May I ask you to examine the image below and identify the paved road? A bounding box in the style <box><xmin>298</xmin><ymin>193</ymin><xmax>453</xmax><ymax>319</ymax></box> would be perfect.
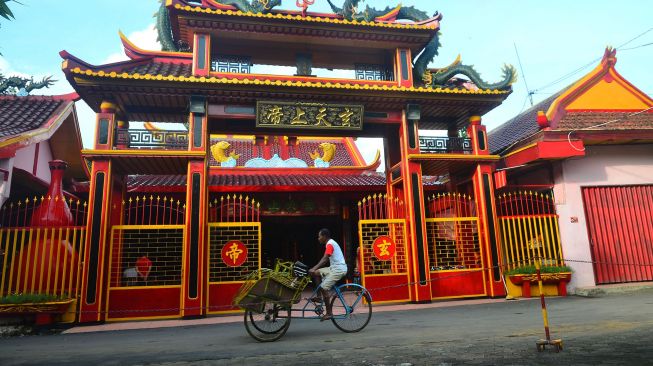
<box><xmin>1</xmin><ymin>289</ymin><xmax>653</xmax><ymax>365</ymax></box>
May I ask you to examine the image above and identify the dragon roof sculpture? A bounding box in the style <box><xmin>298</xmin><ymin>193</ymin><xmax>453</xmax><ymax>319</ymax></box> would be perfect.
<box><xmin>153</xmin><ymin>0</ymin><xmax>516</xmax><ymax>90</ymax></box>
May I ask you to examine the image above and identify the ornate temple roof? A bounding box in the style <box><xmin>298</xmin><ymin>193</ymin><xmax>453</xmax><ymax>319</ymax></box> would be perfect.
<box><xmin>489</xmin><ymin>48</ymin><xmax>653</xmax><ymax>156</ymax></box>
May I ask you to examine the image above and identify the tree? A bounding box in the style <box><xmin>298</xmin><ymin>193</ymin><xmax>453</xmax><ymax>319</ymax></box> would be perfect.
<box><xmin>0</xmin><ymin>0</ymin><xmax>17</xmax><ymax>22</ymax></box>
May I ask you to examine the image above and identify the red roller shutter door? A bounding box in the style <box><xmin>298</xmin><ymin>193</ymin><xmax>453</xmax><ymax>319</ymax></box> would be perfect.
<box><xmin>582</xmin><ymin>185</ymin><xmax>653</xmax><ymax>284</ymax></box>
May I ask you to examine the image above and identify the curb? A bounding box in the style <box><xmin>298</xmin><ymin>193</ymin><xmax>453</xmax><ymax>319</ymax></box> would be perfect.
<box><xmin>573</xmin><ymin>282</ymin><xmax>653</xmax><ymax>297</ymax></box>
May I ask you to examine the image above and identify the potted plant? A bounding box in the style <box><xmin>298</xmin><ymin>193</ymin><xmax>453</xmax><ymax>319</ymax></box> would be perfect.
<box><xmin>504</xmin><ymin>264</ymin><xmax>572</xmax><ymax>298</ymax></box>
<box><xmin>0</xmin><ymin>293</ymin><xmax>76</xmax><ymax>325</ymax></box>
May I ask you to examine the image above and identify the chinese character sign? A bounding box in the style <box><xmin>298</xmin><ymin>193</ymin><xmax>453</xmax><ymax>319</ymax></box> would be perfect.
<box><xmin>372</xmin><ymin>235</ymin><xmax>396</xmax><ymax>261</ymax></box>
<box><xmin>221</xmin><ymin>240</ymin><xmax>248</xmax><ymax>267</ymax></box>
<box><xmin>257</xmin><ymin>101</ymin><xmax>363</xmax><ymax>130</ymax></box>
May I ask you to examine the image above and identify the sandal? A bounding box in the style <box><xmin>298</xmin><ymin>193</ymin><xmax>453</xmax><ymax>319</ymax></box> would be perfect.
<box><xmin>320</xmin><ymin>314</ymin><xmax>333</xmax><ymax>322</ymax></box>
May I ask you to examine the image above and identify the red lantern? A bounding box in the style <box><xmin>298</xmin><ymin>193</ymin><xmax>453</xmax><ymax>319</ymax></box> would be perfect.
<box><xmin>136</xmin><ymin>256</ymin><xmax>152</xmax><ymax>281</ymax></box>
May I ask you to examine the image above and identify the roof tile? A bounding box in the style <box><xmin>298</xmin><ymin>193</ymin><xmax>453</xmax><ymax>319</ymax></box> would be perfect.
<box><xmin>0</xmin><ymin>96</ymin><xmax>63</xmax><ymax>138</ymax></box>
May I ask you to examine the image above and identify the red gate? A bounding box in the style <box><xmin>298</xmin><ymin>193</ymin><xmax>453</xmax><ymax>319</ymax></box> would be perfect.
<box><xmin>582</xmin><ymin>185</ymin><xmax>653</xmax><ymax>284</ymax></box>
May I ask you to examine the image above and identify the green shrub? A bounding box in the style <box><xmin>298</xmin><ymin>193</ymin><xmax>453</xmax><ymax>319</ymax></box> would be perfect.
<box><xmin>504</xmin><ymin>265</ymin><xmax>572</xmax><ymax>276</ymax></box>
<box><xmin>0</xmin><ymin>293</ymin><xmax>66</xmax><ymax>304</ymax></box>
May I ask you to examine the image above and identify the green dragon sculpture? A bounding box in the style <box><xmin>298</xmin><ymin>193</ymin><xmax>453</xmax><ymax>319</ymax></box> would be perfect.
<box><xmin>0</xmin><ymin>74</ymin><xmax>55</xmax><ymax>95</ymax></box>
<box><xmin>212</xmin><ymin>0</ymin><xmax>282</xmax><ymax>13</ymax></box>
<box><xmin>326</xmin><ymin>0</ymin><xmax>430</xmax><ymax>22</ymax></box>
<box><xmin>425</xmin><ymin>61</ymin><xmax>517</xmax><ymax>90</ymax></box>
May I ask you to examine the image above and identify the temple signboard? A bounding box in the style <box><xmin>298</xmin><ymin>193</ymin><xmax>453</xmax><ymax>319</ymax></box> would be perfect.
<box><xmin>256</xmin><ymin>101</ymin><xmax>363</xmax><ymax>131</ymax></box>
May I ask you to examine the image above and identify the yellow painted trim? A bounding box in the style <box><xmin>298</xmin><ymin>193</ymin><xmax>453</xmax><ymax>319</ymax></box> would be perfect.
<box><xmin>208</xmin><ymin>222</ymin><xmax>260</xmax><ymax>228</ymax></box>
<box><xmin>425</xmin><ymin>217</ymin><xmax>479</xmax><ymax>223</ymax></box>
<box><xmin>368</xmin><ymin>299</ymin><xmax>409</xmax><ymax>305</ymax></box>
<box><xmin>0</xmin><ymin>102</ymin><xmax>73</xmax><ymax>148</ymax></box>
<box><xmin>503</xmin><ymin>142</ymin><xmax>538</xmax><ymax>158</ymax></box>
<box><xmin>365</xmin><ymin>272</ymin><xmax>409</xmax><ymax>277</ymax></box>
<box><xmin>67</xmin><ymin>68</ymin><xmax>509</xmax><ymax>96</ymax></box>
<box><xmin>81</xmin><ymin>149</ymin><xmax>206</xmax><ymax>157</ymax></box>
<box><xmin>359</xmin><ymin>219</ymin><xmax>405</xmax><ymax>225</ymax></box>
<box><xmin>208</xmin><ymin>280</ymin><xmax>246</xmax><ymax>285</ymax></box>
<box><xmin>106</xmin><ymin>314</ymin><xmax>181</xmax><ymax>322</ymax></box>
<box><xmin>108</xmin><ymin>285</ymin><xmax>182</xmax><ymax>290</ymax></box>
<box><xmin>210</xmin><ymin>134</ymin><xmax>255</xmax><ymax>140</ymax></box>
<box><xmin>111</xmin><ymin>225</ymin><xmax>185</xmax><ymax>230</ymax></box>
<box><xmin>407</xmin><ymin>154</ymin><xmax>501</xmax><ymax>161</ymax></box>
<box><xmin>431</xmin><ymin>294</ymin><xmax>486</xmax><ymax>300</ymax></box>
<box><xmin>206</xmin><ymin>309</ymin><xmax>243</xmax><ymax>315</ymax></box>
<box><xmin>430</xmin><ymin>268</ymin><xmax>484</xmax><ymax>274</ymax></box>
<box><xmin>118</xmin><ymin>30</ymin><xmax>191</xmax><ymax>58</ymax></box>
<box><xmin>173</xmin><ymin>3</ymin><xmax>437</xmax><ymax>30</ymax></box>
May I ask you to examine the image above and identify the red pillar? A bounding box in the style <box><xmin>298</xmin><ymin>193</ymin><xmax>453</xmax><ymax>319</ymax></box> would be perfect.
<box><xmin>394</xmin><ymin>48</ymin><xmax>414</xmax><ymax>88</ymax></box>
<box><xmin>79</xmin><ymin>101</ymin><xmax>117</xmax><ymax>322</ymax></box>
<box><xmin>182</xmin><ymin>97</ymin><xmax>208</xmax><ymax>317</ymax></box>
<box><xmin>192</xmin><ymin>33</ymin><xmax>211</xmax><ymax>77</ymax></box>
<box><xmin>399</xmin><ymin>104</ymin><xmax>431</xmax><ymax>302</ymax></box>
<box><xmin>468</xmin><ymin>116</ymin><xmax>506</xmax><ymax>297</ymax></box>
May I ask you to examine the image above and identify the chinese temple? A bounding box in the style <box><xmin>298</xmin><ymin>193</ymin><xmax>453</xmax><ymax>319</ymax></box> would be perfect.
<box><xmin>1</xmin><ymin>0</ymin><xmax>522</xmax><ymax>323</ymax></box>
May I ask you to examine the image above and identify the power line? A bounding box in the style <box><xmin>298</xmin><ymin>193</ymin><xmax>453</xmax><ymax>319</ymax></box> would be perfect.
<box><xmin>620</xmin><ymin>41</ymin><xmax>653</xmax><ymax>52</ymax></box>
<box><xmin>532</xmin><ymin>27</ymin><xmax>653</xmax><ymax>93</ymax></box>
<box><xmin>513</xmin><ymin>42</ymin><xmax>533</xmax><ymax>107</ymax></box>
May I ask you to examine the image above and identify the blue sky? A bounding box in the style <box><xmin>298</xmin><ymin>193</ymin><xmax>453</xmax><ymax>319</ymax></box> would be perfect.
<box><xmin>1</xmin><ymin>0</ymin><xmax>651</xmax><ymax>166</ymax></box>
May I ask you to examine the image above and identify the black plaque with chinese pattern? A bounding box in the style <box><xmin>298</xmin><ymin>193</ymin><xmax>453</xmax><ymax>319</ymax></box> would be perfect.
<box><xmin>256</xmin><ymin>101</ymin><xmax>363</xmax><ymax>131</ymax></box>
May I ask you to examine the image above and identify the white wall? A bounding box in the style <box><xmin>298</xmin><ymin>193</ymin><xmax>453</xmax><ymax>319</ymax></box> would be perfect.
<box><xmin>13</xmin><ymin>142</ymin><xmax>54</xmax><ymax>182</ymax></box>
<box><xmin>553</xmin><ymin>144</ymin><xmax>653</xmax><ymax>290</ymax></box>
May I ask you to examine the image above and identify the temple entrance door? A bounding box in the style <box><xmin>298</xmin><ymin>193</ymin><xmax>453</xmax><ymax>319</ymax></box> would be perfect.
<box><xmin>206</xmin><ymin>195</ymin><xmax>261</xmax><ymax>314</ymax></box>
<box><xmin>105</xmin><ymin>195</ymin><xmax>186</xmax><ymax>321</ymax></box>
<box><xmin>425</xmin><ymin>193</ymin><xmax>487</xmax><ymax>299</ymax></box>
<box><xmin>357</xmin><ymin>194</ymin><xmax>411</xmax><ymax>303</ymax></box>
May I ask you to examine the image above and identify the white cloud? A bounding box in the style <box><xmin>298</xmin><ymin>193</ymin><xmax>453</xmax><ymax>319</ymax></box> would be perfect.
<box><xmin>354</xmin><ymin>138</ymin><xmax>384</xmax><ymax>172</ymax></box>
<box><xmin>0</xmin><ymin>56</ymin><xmax>31</xmax><ymax>79</ymax></box>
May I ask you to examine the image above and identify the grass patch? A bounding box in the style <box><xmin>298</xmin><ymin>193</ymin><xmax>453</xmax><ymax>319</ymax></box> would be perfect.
<box><xmin>504</xmin><ymin>265</ymin><xmax>572</xmax><ymax>276</ymax></box>
<box><xmin>0</xmin><ymin>293</ymin><xmax>67</xmax><ymax>304</ymax></box>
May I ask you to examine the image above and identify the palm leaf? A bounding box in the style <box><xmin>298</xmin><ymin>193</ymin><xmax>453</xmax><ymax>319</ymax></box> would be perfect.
<box><xmin>1</xmin><ymin>0</ymin><xmax>15</xmax><ymax>20</ymax></box>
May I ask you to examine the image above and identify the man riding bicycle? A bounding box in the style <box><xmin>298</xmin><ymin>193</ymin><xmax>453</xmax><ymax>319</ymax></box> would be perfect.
<box><xmin>308</xmin><ymin>228</ymin><xmax>348</xmax><ymax>321</ymax></box>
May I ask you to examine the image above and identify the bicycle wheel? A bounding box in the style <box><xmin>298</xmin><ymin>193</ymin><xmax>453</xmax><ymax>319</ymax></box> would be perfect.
<box><xmin>330</xmin><ymin>284</ymin><xmax>372</xmax><ymax>333</ymax></box>
<box><xmin>244</xmin><ymin>294</ymin><xmax>291</xmax><ymax>342</ymax></box>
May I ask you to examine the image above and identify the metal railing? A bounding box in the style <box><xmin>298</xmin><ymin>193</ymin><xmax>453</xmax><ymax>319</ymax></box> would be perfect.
<box><xmin>114</xmin><ymin>128</ymin><xmax>189</xmax><ymax>150</ymax></box>
<box><xmin>418</xmin><ymin>137</ymin><xmax>472</xmax><ymax>154</ymax></box>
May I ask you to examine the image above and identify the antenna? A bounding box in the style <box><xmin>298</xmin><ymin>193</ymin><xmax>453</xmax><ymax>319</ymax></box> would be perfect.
<box><xmin>513</xmin><ymin>42</ymin><xmax>534</xmax><ymax>107</ymax></box>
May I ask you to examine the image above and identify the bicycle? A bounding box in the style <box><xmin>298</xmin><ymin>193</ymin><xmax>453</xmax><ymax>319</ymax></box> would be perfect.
<box><xmin>234</xmin><ymin>260</ymin><xmax>373</xmax><ymax>342</ymax></box>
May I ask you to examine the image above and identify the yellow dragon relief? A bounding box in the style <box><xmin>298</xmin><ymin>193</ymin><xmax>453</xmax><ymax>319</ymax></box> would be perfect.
<box><xmin>309</xmin><ymin>142</ymin><xmax>336</xmax><ymax>166</ymax></box>
<box><xmin>210</xmin><ymin>141</ymin><xmax>240</xmax><ymax>167</ymax></box>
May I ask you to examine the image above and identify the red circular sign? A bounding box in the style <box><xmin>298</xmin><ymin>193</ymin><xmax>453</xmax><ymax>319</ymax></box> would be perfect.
<box><xmin>221</xmin><ymin>240</ymin><xmax>248</xmax><ymax>267</ymax></box>
<box><xmin>372</xmin><ymin>235</ymin><xmax>396</xmax><ymax>261</ymax></box>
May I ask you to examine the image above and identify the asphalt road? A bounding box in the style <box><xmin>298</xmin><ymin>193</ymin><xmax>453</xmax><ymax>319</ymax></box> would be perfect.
<box><xmin>1</xmin><ymin>289</ymin><xmax>653</xmax><ymax>365</ymax></box>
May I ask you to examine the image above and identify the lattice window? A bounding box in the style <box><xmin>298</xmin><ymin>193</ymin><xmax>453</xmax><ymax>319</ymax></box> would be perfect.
<box><xmin>359</xmin><ymin>221</ymin><xmax>407</xmax><ymax>275</ymax></box>
<box><xmin>355</xmin><ymin>64</ymin><xmax>394</xmax><ymax>81</ymax></box>
<box><xmin>419</xmin><ymin>137</ymin><xmax>472</xmax><ymax>154</ymax></box>
<box><xmin>211</xmin><ymin>55</ymin><xmax>252</xmax><ymax>73</ymax></box>
<box><xmin>426</xmin><ymin>219</ymin><xmax>481</xmax><ymax>271</ymax></box>
<box><xmin>208</xmin><ymin>224</ymin><xmax>260</xmax><ymax>282</ymax></box>
<box><xmin>114</xmin><ymin>129</ymin><xmax>189</xmax><ymax>150</ymax></box>
<box><xmin>109</xmin><ymin>227</ymin><xmax>184</xmax><ymax>288</ymax></box>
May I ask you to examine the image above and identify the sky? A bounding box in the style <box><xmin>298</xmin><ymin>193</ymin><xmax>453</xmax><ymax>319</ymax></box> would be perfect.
<box><xmin>1</xmin><ymin>0</ymin><xmax>651</xmax><ymax>169</ymax></box>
